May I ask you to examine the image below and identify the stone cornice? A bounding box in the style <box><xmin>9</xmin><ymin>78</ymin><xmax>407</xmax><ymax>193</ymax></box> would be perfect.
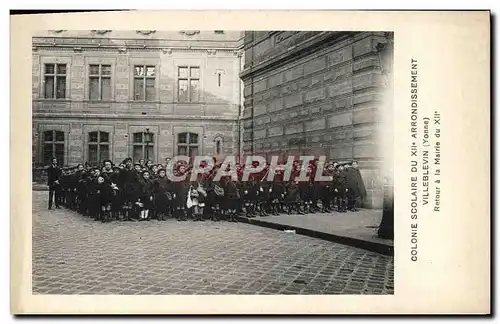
<box><xmin>32</xmin><ymin>45</ymin><xmax>243</xmax><ymax>56</ymax></box>
<box><xmin>240</xmin><ymin>31</ymin><xmax>354</xmax><ymax>80</ymax></box>
<box><xmin>32</xmin><ymin>112</ymin><xmax>238</xmax><ymax>122</ymax></box>
<box><xmin>32</xmin><ymin>36</ymin><xmax>243</xmax><ymax>49</ymax></box>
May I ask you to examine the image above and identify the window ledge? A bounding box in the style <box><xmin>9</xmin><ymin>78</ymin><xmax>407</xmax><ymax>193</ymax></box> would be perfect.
<box><xmin>37</xmin><ymin>98</ymin><xmax>71</xmax><ymax>102</ymax></box>
<box><xmin>84</xmin><ymin>100</ymin><xmax>115</xmax><ymax>103</ymax></box>
<box><xmin>128</xmin><ymin>100</ymin><xmax>161</xmax><ymax>104</ymax></box>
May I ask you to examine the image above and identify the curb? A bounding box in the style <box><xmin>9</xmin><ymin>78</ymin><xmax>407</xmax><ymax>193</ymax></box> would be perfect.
<box><xmin>32</xmin><ymin>186</ymin><xmax>49</xmax><ymax>191</ymax></box>
<box><xmin>236</xmin><ymin>216</ymin><xmax>394</xmax><ymax>256</ymax></box>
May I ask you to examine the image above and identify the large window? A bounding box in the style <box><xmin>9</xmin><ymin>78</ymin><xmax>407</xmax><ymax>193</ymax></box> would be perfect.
<box><xmin>88</xmin><ymin>131</ymin><xmax>110</xmax><ymax>166</ymax></box>
<box><xmin>44</xmin><ymin>64</ymin><xmax>66</xmax><ymax>99</ymax></box>
<box><xmin>215</xmin><ymin>137</ymin><xmax>223</xmax><ymax>155</ymax></box>
<box><xmin>178</xmin><ymin>66</ymin><xmax>200</xmax><ymax>103</ymax></box>
<box><xmin>177</xmin><ymin>132</ymin><xmax>199</xmax><ymax>159</ymax></box>
<box><xmin>43</xmin><ymin>130</ymin><xmax>65</xmax><ymax>165</ymax></box>
<box><xmin>89</xmin><ymin>64</ymin><xmax>112</xmax><ymax>100</ymax></box>
<box><xmin>134</xmin><ymin>65</ymin><xmax>156</xmax><ymax>101</ymax></box>
<box><xmin>133</xmin><ymin>132</ymin><xmax>154</xmax><ymax>162</ymax></box>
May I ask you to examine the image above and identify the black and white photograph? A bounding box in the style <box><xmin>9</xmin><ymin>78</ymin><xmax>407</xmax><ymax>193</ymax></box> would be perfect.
<box><xmin>30</xmin><ymin>29</ymin><xmax>395</xmax><ymax>296</ymax></box>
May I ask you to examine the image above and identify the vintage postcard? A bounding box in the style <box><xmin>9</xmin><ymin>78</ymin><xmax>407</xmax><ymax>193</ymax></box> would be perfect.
<box><xmin>10</xmin><ymin>10</ymin><xmax>490</xmax><ymax>314</ymax></box>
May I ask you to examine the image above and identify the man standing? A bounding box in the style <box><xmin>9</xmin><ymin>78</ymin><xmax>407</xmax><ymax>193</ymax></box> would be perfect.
<box><xmin>47</xmin><ymin>157</ymin><xmax>62</xmax><ymax>210</ymax></box>
<box><xmin>345</xmin><ymin>161</ymin><xmax>367</xmax><ymax>211</ymax></box>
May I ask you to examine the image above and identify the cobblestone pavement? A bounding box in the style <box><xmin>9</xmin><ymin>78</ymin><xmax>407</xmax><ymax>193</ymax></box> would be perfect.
<box><xmin>32</xmin><ymin>192</ymin><xmax>394</xmax><ymax>295</ymax></box>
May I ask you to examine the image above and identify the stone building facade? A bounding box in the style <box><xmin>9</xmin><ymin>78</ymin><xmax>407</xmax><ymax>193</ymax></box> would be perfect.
<box><xmin>240</xmin><ymin>31</ymin><xmax>394</xmax><ymax>208</ymax></box>
<box><xmin>32</xmin><ymin>30</ymin><xmax>244</xmax><ymax>167</ymax></box>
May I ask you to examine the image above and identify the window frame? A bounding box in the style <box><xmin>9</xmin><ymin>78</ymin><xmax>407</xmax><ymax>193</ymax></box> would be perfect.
<box><xmin>89</xmin><ymin>64</ymin><xmax>112</xmax><ymax>101</ymax></box>
<box><xmin>177</xmin><ymin>132</ymin><xmax>199</xmax><ymax>157</ymax></box>
<box><xmin>42</xmin><ymin>130</ymin><xmax>65</xmax><ymax>166</ymax></box>
<box><xmin>132</xmin><ymin>131</ymin><xmax>155</xmax><ymax>162</ymax></box>
<box><xmin>88</xmin><ymin>131</ymin><xmax>110</xmax><ymax>165</ymax></box>
<box><xmin>43</xmin><ymin>63</ymin><xmax>67</xmax><ymax>99</ymax></box>
<box><xmin>177</xmin><ymin>66</ymin><xmax>200</xmax><ymax>103</ymax></box>
<box><xmin>133</xmin><ymin>65</ymin><xmax>157</xmax><ymax>102</ymax></box>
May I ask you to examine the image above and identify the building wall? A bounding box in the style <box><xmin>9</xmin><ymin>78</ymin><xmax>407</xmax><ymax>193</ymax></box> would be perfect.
<box><xmin>32</xmin><ymin>30</ymin><xmax>244</xmax><ymax>166</ymax></box>
<box><xmin>240</xmin><ymin>31</ymin><xmax>393</xmax><ymax>208</ymax></box>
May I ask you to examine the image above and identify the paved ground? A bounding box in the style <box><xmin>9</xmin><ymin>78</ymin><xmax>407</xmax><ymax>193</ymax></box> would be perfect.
<box><xmin>241</xmin><ymin>210</ymin><xmax>393</xmax><ymax>247</ymax></box>
<box><xmin>32</xmin><ymin>191</ymin><xmax>394</xmax><ymax>295</ymax></box>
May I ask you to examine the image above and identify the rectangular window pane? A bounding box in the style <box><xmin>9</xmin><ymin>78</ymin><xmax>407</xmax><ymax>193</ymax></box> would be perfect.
<box><xmin>56</xmin><ymin>64</ymin><xmax>66</xmax><ymax>75</ymax></box>
<box><xmin>144</xmin><ymin>132</ymin><xmax>154</xmax><ymax>143</ymax></box>
<box><xmin>56</xmin><ymin>76</ymin><xmax>66</xmax><ymax>99</ymax></box>
<box><xmin>178</xmin><ymin>146</ymin><xmax>187</xmax><ymax>156</ymax></box>
<box><xmin>44</xmin><ymin>131</ymin><xmax>53</xmax><ymax>142</ymax></box>
<box><xmin>89</xmin><ymin>77</ymin><xmax>100</xmax><ymax>100</ymax></box>
<box><xmin>190</xmin><ymin>79</ymin><xmax>199</xmax><ymax>102</ymax></box>
<box><xmin>100</xmin><ymin>145</ymin><xmax>110</xmax><ymax>161</ymax></box>
<box><xmin>55</xmin><ymin>144</ymin><xmax>65</xmax><ymax>164</ymax></box>
<box><xmin>133</xmin><ymin>145</ymin><xmax>143</xmax><ymax>162</ymax></box>
<box><xmin>89</xmin><ymin>132</ymin><xmax>98</xmax><ymax>143</ymax></box>
<box><xmin>89</xmin><ymin>65</ymin><xmax>100</xmax><ymax>75</ymax></box>
<box><xmin>189</xmin><ymin>146</ymin><xmax>199</xmax><ymax>159</ymax></box>
<box><xmin>43</xmin><ymin>144</ymin><xmax>53</xmax><ymax>165</ymax></box>
<box><xmin>134</xmin><ymin>78</ymin><xmax>144</xmax><ymax>100</ymax></box>
<box><xmin>179</xmin><ymin>67</ymin><xmax>188</xmax><ymax>78</ymax></box>
<box><xmin>134</xmin><ymin>66</ymin><xmax>144</xmax><ymax>76</ymax></box>
<box><xmin>44</xmin><ymin>76</ymin><xmax>54</xmax><ymax>98</ymax></box>
<box><xmin>55</xmin><ymin>131</ymin><xmax>64</xmax><ymax>142</ymax></box>
<box><xmin>189</xmin><ymin>133</ymin><xmax>198</xmax><ymax>144</ymax></box>
<box><xmin>178</xmin><ymin>79</ymin><xmax>188</xmax><ymax>102</ymax></box>
<box><xmin>178</xmin><ymin>133</ymin><xmax>187</xmax><ymax>144</ymax></box>
<box><xmin>146</xmin><ymin>66</ymin><xmax>155</xmax><ymax>77</ymax></box>
<box><xmin>145</xmin><ymin>78</ymin><xmax>155</xmax><ymax>101</ymax></box>
<box><xmin>101</xmin><ymin>65</ymin><xmax>112</xmax><ymax>75</ymax></box>
<box><xmin>89</xmin><ymin>144</ymin><xmax>98</xmax><ymax>164</ymax></box>
<box><xmin>146</xmin><ymin>146</ymin><xmax>154</xmax><ymax>161</ymax></box>
<box><xmin>45</xmin><ymin>64</ymin><xmax>55</xmax><ymax>75</ymax></box>
<box><xmin>133</xmin><ymin>133</ymin><xmax>143</xmax><ymax>143</ymax></box>
<box><xmin>190</xmin><ymin>67</ymin><xmax>200</xmax><ymax>78</ymax></box>
<box><xmin>99</xmin><ymin>132</ymin><xmax>109</xmax><ymax>143</ymax></box>
<box><xmin>101</xmin><ymin>77</ymin><xmax>111</xmax><ymax>101</ymax></box>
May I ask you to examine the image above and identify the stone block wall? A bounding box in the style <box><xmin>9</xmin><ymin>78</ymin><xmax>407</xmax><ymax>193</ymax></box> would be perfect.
<box><xmin>32</xmin><ymin>31</ymin><xmax>244</xmax><ymax>167</ymax></box>
<box><xmin>241</xmin><ymin>31</ymin><xmax>393</xmax><ymax>208</ymax></box>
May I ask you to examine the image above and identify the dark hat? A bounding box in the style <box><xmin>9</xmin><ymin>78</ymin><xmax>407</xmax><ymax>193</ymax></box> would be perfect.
<box><xmin>102</xmin><ymin>159</ymin><xmax>113</xmax><ymax>165</ymax></box>
<box><xmin>157</xmin><ymin>168</ymin><xmax>166</xmax><ymax>173</ymax></box>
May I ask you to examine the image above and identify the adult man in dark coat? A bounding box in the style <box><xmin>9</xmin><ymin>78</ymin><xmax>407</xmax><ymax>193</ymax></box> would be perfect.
<box><xmin>47</xmin><ymin>157</ymin><xmax>62</xmax><ymax>210</ymax></box>
<box><xmin>347</xmin><ymin>161</ymin><xmax>367</xmax><ymax>211</ymax></box>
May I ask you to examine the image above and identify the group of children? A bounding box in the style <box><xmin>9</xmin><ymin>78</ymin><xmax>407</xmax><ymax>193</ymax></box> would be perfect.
<box><xmin>52</xmin><ymin>157</ymin><xmax>367</xmax><ymax>223</ymax></box>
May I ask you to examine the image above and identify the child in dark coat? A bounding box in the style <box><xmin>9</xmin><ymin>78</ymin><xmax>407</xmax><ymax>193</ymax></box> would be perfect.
<box><xmin>137</xmin><ymin>170</ymin><xmax>154</xmax><ymax>221</ymax></box>
<box><xmin>96</xmin><ymin>175</ymin><xmax>113</xmax><ymax>223</ymax></box>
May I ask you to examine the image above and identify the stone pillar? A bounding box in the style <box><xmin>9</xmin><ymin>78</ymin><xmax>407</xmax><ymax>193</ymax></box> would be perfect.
<box><xmin>158</xmin><ymin>124</ymin><xmax>174</xmax><ymax>162</ymax></box>
<box><xmin>115</xmin><ymin>53</ymin><xmax>129</xmax><ymax>112</ymax></box>
<box><xmin>32</xmin><ymin>52</ymin><xmax>40</xmax><ymax>100</ymax></box>
<box><xmin>32</xmin><ymin>121</ymin><xmax>39</xmax><ymax>166</ymax></box>
<box><xmin>159</xmin><ymin>50</ymin><xmax>174</xmax><ymax>104</ymax></box>
<box><xmin>70</xmin><ymin>53</ymin><xmax>85</xmax><ymax>103</ymax></box>
<box><xmin>113</xmin><ymin>123</ymin><xmax>129</xmax><ymax>164</ymax></box>
<box><xmin>68</xmin><ymin>123</ymin><xmax>83</xmax><ymax>165</ymax></box>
